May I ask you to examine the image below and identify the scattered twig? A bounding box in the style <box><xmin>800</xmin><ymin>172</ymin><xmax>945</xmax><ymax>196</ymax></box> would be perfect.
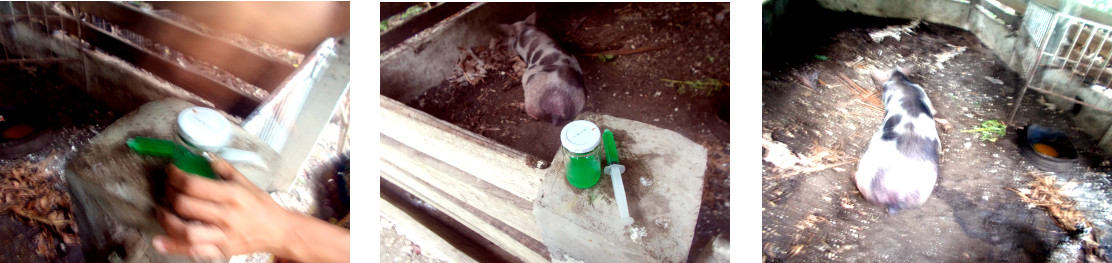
<box><xmin>868</xmin><ymin>18</ymin><xmax>921</xmax><ymax>43</ymax></box>
<box><xmin>14</xmin><ymin>209</ymin><xmax>66</xmax><ymax>227</ymax></box>
<box><xmin>579</xmin><ymin>45</ymin><xmax>666</xmax><ymax>58</ymax></box>
<box><xmin>571</xmin><ymin>16</ymin><xmax>588</xmax><ymax>32</ymax></box>
<box><xmin>770</xmin><ymin>159</ymin><xmax>858</xmax><ymax>179</ymax></box>
<box><xmin>856</xmin><ymin>101</ymin><xmax>884</xmax><ymax>112</ymax></box>
<box><xmin>838</xmin><ymin>73</ymin><xmax>872</xmax><ymax>96</ymax></box>
<box><xmin>933</xmin><ymin>44</ymin><xmax>967</xmax><ymax>69</ymax></box>
<box><xmin>837</xmin><ymin>73</ymin><xmax>884</xmax><ymax>109</ymax></box>
<box><xmin>1007</xmin><ymin>173</ymin><xmax>1093</xmax><ymax>234</ymax></box>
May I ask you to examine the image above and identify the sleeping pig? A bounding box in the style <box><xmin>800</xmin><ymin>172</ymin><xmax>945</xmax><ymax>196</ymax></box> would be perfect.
<box><xmin>498</xmin><ymin>13</ymin><xmax>586</xmax><ymax>126</ymax></box>
<box><xmin>854</xmin><ymin>67</ymin><xmax>940</xmax><ymax>214</ymax></box>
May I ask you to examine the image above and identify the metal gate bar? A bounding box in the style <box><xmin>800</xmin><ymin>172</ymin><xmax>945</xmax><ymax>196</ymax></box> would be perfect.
<box><xmin>0</xmin><ymin>1</ymin><xmax>72</xmax><ymax>64</ymax></box>
<box><xmin>1009</xmin><ymin>2</ymin><xmax>1112</xmax><ymax>122</ymax></box>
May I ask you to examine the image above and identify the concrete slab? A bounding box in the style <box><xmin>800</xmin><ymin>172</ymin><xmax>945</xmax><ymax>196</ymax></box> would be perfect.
<box><xmin>64</xmin><ymin>99</ymin><xmax>286</xmax><ymax>262</ymax></box>
<box><xmin>534</xmin><ymin>113</ymin><xmax>707</xmax><ymax>263</ymax></box>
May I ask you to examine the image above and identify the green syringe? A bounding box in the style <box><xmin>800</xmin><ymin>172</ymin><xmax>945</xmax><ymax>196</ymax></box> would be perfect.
<box><xmin>126</xmin><ymin>136</ymin><xmax>217</xmax><ymax>179</ymax></box>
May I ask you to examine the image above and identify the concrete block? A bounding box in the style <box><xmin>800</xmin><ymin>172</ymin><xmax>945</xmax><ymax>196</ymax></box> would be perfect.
<box><xmin>64</xmin><ymin>99</ymin><xmax>286</xmax><ymax>262</ymax></box>
<box><xmin>535</xmin><ymin>113</ymin><xmax>707</xmax><ymax>263</ymax></box>
<box><xmin>1071</xmin><ymin>86</ymin><xmax>1112</xmax><ymax>139</ymax></box>
<box><xmin>816</xmin><ymin>0</ymin><xmax>971</xmax><ymax>29</ymax></box>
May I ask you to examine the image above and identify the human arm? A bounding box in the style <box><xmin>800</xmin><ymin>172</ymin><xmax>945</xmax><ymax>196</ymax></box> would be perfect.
<box><xmin>153</xmin><ymin>158</ymin><xmax>350</xmax><ymax>262</ymax></box>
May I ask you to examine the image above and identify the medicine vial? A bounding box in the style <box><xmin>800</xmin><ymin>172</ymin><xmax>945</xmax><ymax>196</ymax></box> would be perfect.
<box><xmin>560</xmin><ymin>120</ymin><xmax>602</xmax><ymax>189</ymax></box>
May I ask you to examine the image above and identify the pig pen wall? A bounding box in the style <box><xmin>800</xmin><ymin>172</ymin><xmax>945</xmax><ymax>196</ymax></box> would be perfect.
<box><xmin>766</xmin><ymin>0</ymin><xmax>1037</xmax><ymax>81</ymax></box>
<box><xmin>809</xmin><ymin>0</ymin><xmax>1112</xmax><ymax>84</ymax></box>
<box><xmin>766</xmin><ymin>0</ymin><xmax>1112</xmax><ymax>155</ymax></box>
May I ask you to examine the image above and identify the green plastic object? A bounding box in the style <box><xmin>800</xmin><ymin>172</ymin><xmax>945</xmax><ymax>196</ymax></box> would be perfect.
<box><xmin>172</xmin><ymin>147</ymin><xmax>217</xmax><ymax>179</ymax></box>
<box><xmin>126</xmin><ymin>136</ymin><xmax>217</xmax><ymax>179</ymax></box>
<box><xmin>603</xmin><ymin>129</ymin><xmax>619</xmax><ymax>165</ymax></box>
<box><xmin>126</xmin><ymin>137</ymin><xmax>178</xmax><ymax>157</ymax></box>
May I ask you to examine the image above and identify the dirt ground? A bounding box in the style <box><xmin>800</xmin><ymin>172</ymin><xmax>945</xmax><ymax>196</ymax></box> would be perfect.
<box><xmin>763</xmin><ymin>6</ymin><xmax>1112</xmax><ymax>262</ymax></box>
<box><xmin>405</xmin><ymin>2</ymin><xmax>730</xmax><ymax>261</ymax></box>
<box><xmin>0</xmin><ymin>62</ymin><xmax>121</xmax><ymax>262</ymax></box>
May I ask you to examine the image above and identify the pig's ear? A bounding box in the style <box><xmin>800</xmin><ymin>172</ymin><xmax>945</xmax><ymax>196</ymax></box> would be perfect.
<box><xmin>525</xmin><ymin>12</ymin><xmax>537</xmax><ymax>25</ymax></box>
<box><xmin>896</xmin><ymin>66</ymin><xmax>915</xmax><ymax>76</ymax></box>
<box><xmin>872</xmin><ymin>70</ymin><xmax>892</xmax><ymax>84</ymax></box>
<box><xmin>497</xmin><ymin>24</ymin><xmax>514</xmax><ymax>35</ymax></box>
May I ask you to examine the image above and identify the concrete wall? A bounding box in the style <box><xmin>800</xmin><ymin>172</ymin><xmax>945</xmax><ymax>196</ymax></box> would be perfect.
<box><xmin>815</xmin><ymin>0</ymin><xmax>1038</xmax><ymax>78</ymax></box>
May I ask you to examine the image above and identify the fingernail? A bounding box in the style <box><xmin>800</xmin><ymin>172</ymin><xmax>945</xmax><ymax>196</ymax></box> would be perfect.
<box><xmin>152</xmin><ymin>237</ymin><xmax>167</xmax><ymax>253</ymax></box>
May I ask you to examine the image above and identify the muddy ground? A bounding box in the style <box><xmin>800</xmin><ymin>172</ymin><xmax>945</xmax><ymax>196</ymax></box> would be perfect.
<box><xmin>763</xmin><ymin>5</ymin><xmax>1112</xmax><ymax>263</ymax></box>
<box><xmin>404</xmin><ymin>2</ymin><xmax>730</xmax><ymax>260</ymax></box>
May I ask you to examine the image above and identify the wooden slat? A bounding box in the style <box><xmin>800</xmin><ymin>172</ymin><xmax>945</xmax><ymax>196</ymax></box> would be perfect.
<box><xmin>380</xmin><ymin>134</ymin><xmax>545</xmax><ymax>250</ymax></box>
<box><xmin>382</xmin><ymin>177</ymin><xmax>511</xmax><ymax>262</ymax></box>
<box><xmin>978</xmin><ymin>1</ymin><xmax>1021</xmax><ymax>26</ymax></box>
<box><xmin>379</xmin><ymin>96</ymin><xmax>543</xmax><ymax>202</ymax></box>
<box><xmin>380</xmin><ymin>2</ymin><xmax>472</xmax><ymax>52</ymax></box>
<box><xmin>380</xmin><ymin>154</ymin><xmax>549</xmax><ymax>263</ymax></box>
<box><xmin>27</xmin><ymin>2</ymin><xmax>260</xmax><ymax>117</ymax></box>
<box><xmin>380</xmin><ymin>195</ymin><xmax>482</xmax><ymax>263</ymax></box>
<box><xmin>996</xmin><ymin>0</ymin><xmax>1028</xmax><ymax>15</ymax></box>
<box><xmin>60</xmin><ymin>1</ymin><xmax>295</xmax><ymax>93</ymax></box>
<box><xmin>1062</xmin><ymin>25</ymin><xmax>1112</xmax><ymax>64</ymax></box>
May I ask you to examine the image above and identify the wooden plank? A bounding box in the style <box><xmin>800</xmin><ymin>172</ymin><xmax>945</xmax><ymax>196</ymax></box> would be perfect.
<box><xmin>995</xmin><ymin>0</ymin><xmax>1028</xmax><ymax>15</ymax></box>
<box><xmin>380</xmin><ymin>133</ymin><xmax>542</xmax><ymax>244</ymax></box>
<box><xmin>380</xmin><ymin>2</ymin><xmax>472</xmax><ymax>52</ymax></box>
<box><xmin>27</xmin><ymin>2</ymin><xmax>260</xmax><ymax>117</ymax></box>
<box><xmin>380</xmin><ymin>196</ymin><xmax>482</xmax><ymax>263</ymax></box>
<box><xmin>60</xmin><ymin>1</ymin><xmax>295</xmax><ymax>93</ymax></box>
<box><xmin>1060</xmin><ymin>60</ymin><xmax>1112</xmax><ymax>86</ymax></box>
<box><xmin>979</xmin><ymin>1</ymin><xmax>1021</xmax><ymax>26</ymax></box>
<box><xmin>1062</xmin><ymin>25</ymin><xmax>1112</xmax><ymax>64</ymax></box>
<box><xmin>382</xmin><ymin>177</ymin><xmax>513</xmax><ymax>262</ymax></box>
<box><xmin>380</xmin><ymin>155</ymin><xmax>549</xmax><ymax>263</ymax></box>
<box><xmin>379</xmin><ymin>96</ymin><xmax>543</xmax><ymax>203</ymax></box>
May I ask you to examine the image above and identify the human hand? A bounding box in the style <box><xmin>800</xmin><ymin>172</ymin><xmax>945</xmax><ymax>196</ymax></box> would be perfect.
<box><xmin>153</xmin><ymin>158</ymin><xmax>294</xmax><ymax>259</ymax></box>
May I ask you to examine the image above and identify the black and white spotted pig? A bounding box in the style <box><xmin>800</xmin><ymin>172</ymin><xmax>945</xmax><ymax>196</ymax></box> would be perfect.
<box><xmin>854</xmin><ymin>67</ymin><xmax>940</xmax><ymax>214</ymax></box>
<box><xmin>498</xmin><ymin>13</ymin><xmax>586</xmax><ymax>126</ymax></box>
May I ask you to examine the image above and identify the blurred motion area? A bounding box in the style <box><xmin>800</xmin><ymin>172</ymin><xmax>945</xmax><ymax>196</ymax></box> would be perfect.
<box><xmin>0</xmin><ymin>1</ymin><xmax>348</xmax><ymax>261</ymax></box>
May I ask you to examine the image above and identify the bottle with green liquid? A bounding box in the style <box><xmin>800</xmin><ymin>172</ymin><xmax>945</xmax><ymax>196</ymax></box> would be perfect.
<box><xmin>128</xmin><ymin>106</ymin><xmax>274</xmax><ymax>181</ymax></box>
<box><xmin>560</xmin><ymin>120</ymin><xmax>602</xmax><ymax>189</ymax></box>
